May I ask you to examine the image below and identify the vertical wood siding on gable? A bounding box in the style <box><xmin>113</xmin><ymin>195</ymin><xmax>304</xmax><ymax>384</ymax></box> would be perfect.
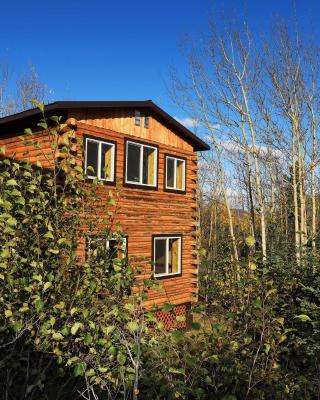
<box><xmin>68</xmin><ymin>108</ymin><xmax>194</xmax><ymax>152</ymax></box>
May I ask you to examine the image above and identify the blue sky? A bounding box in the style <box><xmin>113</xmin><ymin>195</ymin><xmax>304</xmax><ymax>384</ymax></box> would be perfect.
<box><xmin>1</xmin><ymin>0</ymin><xmax>320</xmax><ymax>121</ymax></box>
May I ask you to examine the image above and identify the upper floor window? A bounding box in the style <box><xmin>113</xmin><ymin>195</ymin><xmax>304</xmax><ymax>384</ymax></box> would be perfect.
<box><xmin>125</xmin><ymin>140</ymin><xmax>158</xmax><ymax>188</ymax></box>
<box><xmin>144</xmin><ymin>115</ymin><xmax>150</xmax><ymax>129</ymax></box>
<box><xmin>165</xmin><ymin>156</ymin><xmax>186</xmax><ymax>192</ymax></box>
<box><xmin>153</xmin><ymin>235</ymin><xmax>182</xmax><ymax>277</ymax></box>
<box><xmin>135</xmin><ymin>110</ymin><xmax>141</xmax><ymax>126</ymax></box>
<box><xmin>85</xmin><ymin>137</ymin><xmax>115</xmax><ymax>182</ymax></box>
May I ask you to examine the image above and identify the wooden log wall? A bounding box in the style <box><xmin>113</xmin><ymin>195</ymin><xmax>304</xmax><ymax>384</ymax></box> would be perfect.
<box><xmin>0</xmin><ymin>109</ymin><xmax>200</xmax><ymax>309</ymax></box>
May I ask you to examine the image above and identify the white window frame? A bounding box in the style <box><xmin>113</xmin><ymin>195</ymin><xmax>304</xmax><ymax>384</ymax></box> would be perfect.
<box><xmin>88</xmin><ymin>236</ymin><xmax>127</xmax><ymax>260</ymax></box>
<box><xmin>153</xmin><ymin>235</ymin><xmax>182</xmax><ymax>278</ymax></box>
<box><xmin>125</xmin><ymin>140</ymin><xmax>158</xmax><ymax>187</ymax></box>
<box><xmin>85</xmin><ymin>137</ymin><xmax>115</xmax><ymax>181</ymax></box>
<box><xmin>165</xmin><ymin>156</ymin><xmax>186</xmax><ymax>191</ymax></box>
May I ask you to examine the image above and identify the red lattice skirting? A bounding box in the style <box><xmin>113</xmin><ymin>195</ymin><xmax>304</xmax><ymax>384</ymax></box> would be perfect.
<box><xmin>155</xmin><ymin>302</ymin><xmax>191</xmax><ymax>330</ymax></box>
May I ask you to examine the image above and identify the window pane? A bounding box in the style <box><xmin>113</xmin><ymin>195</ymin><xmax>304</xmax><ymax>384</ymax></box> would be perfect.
<box><xmin>168</xmin><ymin>238</ymin><xmax>180</xmax><ymax>274</ymax></box>
<box><xmin>86</xmin><ymin>140</ymin><xmax>99</xmax><ymax>177</ymax></box>
<box><xmin>135</xmin><ymin>110</ymin><xmax>141</xmax><ymax>126</ymax></box>
<box><xmin>154</xmin><ymin>239</ymin><xmax>166</xmax><ymax>275</ymax></box>
<box><xmin>127</xmin><ymin>143</ymin><xmax>141</xmax><ymax>183</ymax></box>
<box><xmin>166</xmin><ymin>158</ymin><xmax>175</xmax><ymax>188</ymax></box>
<box><xmin>107</xmin><ymin>239</ymin><xmax>119</xmax><ymax>260</ymax></box>
<box><xmin>142</xmin><ymin>147</ymin><xmax>155</xmax><ymax>185</ymax></box>
<box><xmin>108</xmin><ymin>238</ymin><xmax>127</xmax><ymax>260</ymax></box>
<box><xmin>101</xmin><ymin>143</ymin><xmax>113</xmax><ymax>180</ymax></box>
<box><xmin>176</xmin><ymin>160</ymin><xmax>185</xmax><ymax>190</ymax></box>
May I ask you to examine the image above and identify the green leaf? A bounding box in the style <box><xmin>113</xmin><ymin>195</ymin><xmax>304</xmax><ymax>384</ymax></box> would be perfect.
<box><xmin>44</xmin><ymin>231</ymin><xmax>54</xmax><ymax>239</ymax></box>
<box><xmin>295</xmin><ymin>314</ymin><xmax>311</xmax><ymax>322</ymax></box>
<box><xmin>171</xmin><ymin>329</ymin><xmax>184</xmax><ymax>342</ymax></box>
<box><xmin>35</xmin><ymin>299</ymin><xmax>44</xmax><ymax>312</ymax></box>
<box><xmin>117</xmin><ymin>353</ymin><xmax>127</xmax><ymax>365</ymax></box>
<box><xmin>266</xmin><ymin>289</ymin><xmax>277</xmax><ymax>298</ymax></box>
<box><xmin>264</xmin><ymin>343</ymin><xmax>271</xmax><ymax>354</ymax></box>
<box><xmin>73</xmin><ymin>363</ymin><xmax>86</xmax><ymax>377</ymax></box>
<box><xmin>52</xmin><ymin>332</ymin><xmax>64</xmax><ymax>341</ymax></box>
<box><xmin>168</xmin><ymin>367</ymin><xmax>185</xmax><ymax>375</ymax></box>
<box><xmin>274</xmin><ymin>317</ymin><xmax>285</xmax><ymax>325</ymax></box>
<box><xmin>70</xmin><ymin>307</ymin><xmax>77</xmax><ymax>316</ymax></box>
<box><xmin>5</xmin><ymin>309</ymin><xmax>12</xmax><ymax>318</ymax></box>
<box><xmin>31</xmin><ymin>99</ymin><xmax>44</xmax><ymax>112</ymax></box>
<box><xmin>43</xmin><ymin>281</ymin><xmax>52</xmax><ymax>292</ymax></box>
<box><xmin>249</xmin><ymin>261</ymin><xmax>257</xmax><ymax>270</ymax></box>
<box><xmin>105</xmin><ymin>325</ymin><xmax>115</xmax><ymax>335</ymax></box>
<box><xmin>6</xmin><ymin>179</ymin><xmax>18</xmax><ymax>186</ymax></box>
<box><xmin>49</xmin><ymin>116</ymin><xmax>60</xmax><ymax>123</ymax></box>
<box><xmin>7</xmin><ymin>217</ymin><xmax>17</xmax><ymax>227</ymax></box>
<box><xmin>127</xmin><ymin>321</ymin><xmax>139</xmax><ymax>332</ymax></box>
<box><xmin>163</xmin><ymin>303</ymin><xmax>174</xmax><ymax>312</ymax></box>
<box><xmin>48</xmin><ymin>248</ymin><xmax>59</xmax><ymax>254</ymax></box>
<box><xmin>191</xmin><ymin>322</ymin><xmax>201</xmax><ymax>330</ymax></box>
<box><xmin>245</xmin><ymin>235</ymin><xmax>255</xmax><ymax>247</ymax></box>
<box><xmin>71</xmin><ymin>322</ymin><xmax>83</xmax><ymax>335</ymax></box>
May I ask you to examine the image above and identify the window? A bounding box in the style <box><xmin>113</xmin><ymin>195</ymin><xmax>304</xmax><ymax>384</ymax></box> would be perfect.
<box><xmin>87</xmin><ymin>236</ymin><xmax>127</xmax><ymax>272</ymax></box>
<box><xmin>165</xmin><ymin>156</ymin><xmax>186</xmax><ymax>191</ymax></box>
<box><xmin>144</xmin><ymin>115</ymin><xmax>150</xmax><ymax>129</ymax></box>
<box><xmin>85</xmin><ymin>137</ymin><xmax>115</xmax><ymax>182</ymax></box>
<box><xmin>125</xmin><ymin>140</ymin><xmax>158</xmax><ymax>187</ymax></box>
<box><xmin>135</xmin><ymin>110</ymin><xmax>141</xmax><ymax>126</ymax></box>
<box><xmin>153</xmin><ymin>235</ymin><xmax>181</xmax><ymax>277</ymax></box>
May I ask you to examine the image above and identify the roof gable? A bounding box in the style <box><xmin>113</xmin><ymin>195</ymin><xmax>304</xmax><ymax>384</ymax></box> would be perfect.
<box><xmin>0</xmin><ymin>100</ymin><xmax>210</xmax><ymax>151</ymax></box>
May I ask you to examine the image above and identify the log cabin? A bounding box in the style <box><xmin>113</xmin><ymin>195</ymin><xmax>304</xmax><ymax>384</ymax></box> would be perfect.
<box><xmin>0</xmin><ymin>101</ymin><xmax>209</xmax><ymax>328</ymax></box>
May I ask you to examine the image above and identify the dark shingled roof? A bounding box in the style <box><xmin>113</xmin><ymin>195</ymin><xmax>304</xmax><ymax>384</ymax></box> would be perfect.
<box><xmin>0</xmin><ymin>100</ymin><xmax>210</xmax><ymax>151</ymax></box>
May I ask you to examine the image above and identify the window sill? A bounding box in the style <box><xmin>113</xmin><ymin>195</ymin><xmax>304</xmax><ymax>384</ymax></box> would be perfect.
<box><xmin>85</xmin><ymin>177</ymin><xmax>116</xmax><ymax>186</ymax></box>
<box><xmin>164</xmin><ymin>187</ymin><xmax>186</xmax><ymax>194</ymax></box>
<box><xmin>123</xmin><ymin>181</ymin><xmax>158</xmax><ymax>191</ymax></box>
<box><xmin>153</xmin><ymin>272</ymin><xmax>182</xmax><ymax>280</ymax></box>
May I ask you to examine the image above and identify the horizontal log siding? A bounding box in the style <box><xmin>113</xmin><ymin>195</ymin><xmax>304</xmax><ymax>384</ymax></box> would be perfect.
<box><xmin>0</xmin><ymin>131</ymin><xmax>55</xmax><ymax>168</ymax></box>
<box><xmin>0</xmin><ymin>117</ymin><xmax>199</xmax><ymax>309</ymax></box>
<box><xmin>76</xmin><ymin>122</ymin><xmax>199</xmax><ymax>308</ymax></box>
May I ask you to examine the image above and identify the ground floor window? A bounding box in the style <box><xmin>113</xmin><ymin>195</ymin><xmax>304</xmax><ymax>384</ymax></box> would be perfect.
<box><xmin>87</xmin><ymin>236</ymin><xmax>127</xmax><ymax>272</ymax></box>
<box><xmin>153</xmin><ymin>235</ymin><xmax>182</xmax><ymax>277</ymax></box>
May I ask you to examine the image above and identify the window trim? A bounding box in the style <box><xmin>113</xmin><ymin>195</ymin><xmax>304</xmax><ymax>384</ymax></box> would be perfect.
<box><xmin>164</xmin><ymin>154</ymin><xmax>187</xmax><ymax>194</ymax></box>
<box><xmin>124</xmin><ymin>138</ymin><xmax>159</xmax><ymax>190</ymax></box>
<box><xmin>84</xmin><ymin>135</ymin><xmax>116</xmax><ymax>185</ymax></box>
<box><xmin>152</xmin><ymin>234</ymin><xmax>182</xmax><ymax>278</ymax></box>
